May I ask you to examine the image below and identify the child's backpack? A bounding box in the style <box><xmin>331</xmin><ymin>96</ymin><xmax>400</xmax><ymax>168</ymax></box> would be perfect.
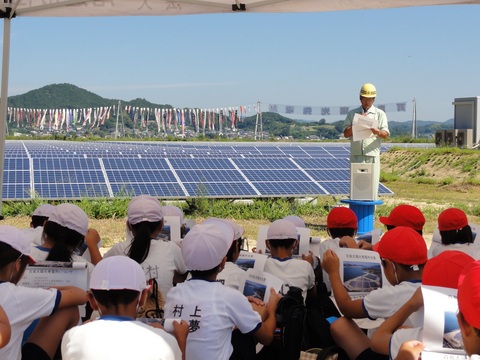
<box><xmin>275</xmin><ymin>285</ymin><xmax>307</xmax><ymax>360</ymax></box>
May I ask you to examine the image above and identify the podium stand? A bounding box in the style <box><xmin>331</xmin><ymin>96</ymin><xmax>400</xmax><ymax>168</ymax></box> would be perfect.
<box><xmin>340</xmin><ymin>199</ymin><xmax>383</xmax><ymax>235</ymax></box>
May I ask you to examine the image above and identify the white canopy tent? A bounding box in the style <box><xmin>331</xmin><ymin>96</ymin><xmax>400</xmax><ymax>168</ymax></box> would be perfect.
<box><xmin>0</xmin><ymin>0</ymin><xmax>479</xmax><ymax>213</ymax></box>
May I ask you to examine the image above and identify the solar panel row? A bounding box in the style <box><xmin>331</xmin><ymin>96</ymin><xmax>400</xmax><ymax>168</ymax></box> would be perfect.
<box><xmin>1</xmin><ymin>140</ymin><xmax>431</xmax><ymax>200</ymax></box>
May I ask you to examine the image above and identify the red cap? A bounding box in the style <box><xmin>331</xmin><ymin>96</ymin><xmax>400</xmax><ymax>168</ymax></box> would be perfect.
<box><xmin>373</xmin><ymin>226</ymin><xmax>428</xmax><ymax>265</ymax></box>
<box><xmin>458</xmin><ymin>260</ymin><xmax>480</xmax><ymax>329</ymax></box>
<box><xmin>438</xmin><ymin>208</ymin><xmax>468</xmax><ymax>231</ymax></box>
<box><xmin>327</xmin><ymin>207</ymin><xmax>358</xmax><ymax>229</ymax></box>
<box><xmin>423</xmin><ymin>251</ymin><xmax>474</xmax><ymax>289</ymax></box>
<box><xmin>379</xmin><ymin>204</ymin><xmax>425</xmax><ymax>231</ymax></box>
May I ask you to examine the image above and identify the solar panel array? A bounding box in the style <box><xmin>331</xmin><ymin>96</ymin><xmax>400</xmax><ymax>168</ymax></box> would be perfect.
<box><xmin>1</xmin><ymin>140</ymin><xmax>430</xmax><ymax>200</ymax></box>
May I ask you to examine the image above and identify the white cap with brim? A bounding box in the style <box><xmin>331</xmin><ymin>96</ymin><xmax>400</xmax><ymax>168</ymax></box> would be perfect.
<box><xmin>33</xmin><ymin>204</ymin><xmax>56</xmax><ymax>218</ymax></box>
<box><xmin>0</xmin><ymin>225</ymin><xmax>36</xmax><ymax>264</ymax></box>
<box><xmin>283</xmin><ymin>215</ymin><xmax>306</xmax><ymax>228</ymax></box>
<box><xmin>90</xmin><ymin>256</ymin><xmax>148</xmax><ymax>292</ymax></box>
<box><xmin>128</xmin><ymin>195</ymin><xmax>163</xmax><ymax>225</ymax></box>
<box><xmin>48</xmin><ymin>203</ymin><xmax>89</xmax><ymax>237</ymax></box>
<box><xmin>181</xmin><ymin>219</ymin><xmax>234</xmax><ymax>271</ymax></box>
<box><xmin>267</xmin><ymin>219</ymin><xmax>298</xmax><ymax>240</ymax></box>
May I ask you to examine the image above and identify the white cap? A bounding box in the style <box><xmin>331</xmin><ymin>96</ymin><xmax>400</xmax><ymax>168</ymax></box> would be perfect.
<box><xmin>267</xmin><ymin>219</ymin><xmax>297</xmax><ymax>240</ymax></box>
<box><xmin>224</xmin><ymin>219</ymin><xmax>245</xmax><ymax>240</ymax></box>
<box><xmin>0</xmin><ymin>225</ymin><xmax>36</xmax><ymax>264</ymax></box>
<box><xmin>181</xmin><ymin>219</ymin><xmax>234</xmax><ymax>271</ymax></box>
<box><xmin>33</xmin><ymin>204</ymin><xmax>56</xmax><ymax>218</ymax></box>
<box><xmin>161</xmin><ymin>205</ymin><xmax>184</xmax><ymax>224</ymax></box>
<box><xmin>90</xmin><ymin>256</ymin><xmax>148</xmax><ymax>292</ymax></box>
<box><xmin>48</xmin><ymin>203</ymin><xmax>89</xmax><ymax>236</ymax></box>
<box><xmin>283</xmin><ymin>215</ymin><xmax>306</xmax><ymax>228</ymax></box>
<box><xmin>127</xmin><ymin>195</ymin><xmax>163</xmax><ymax>225</ymax></box>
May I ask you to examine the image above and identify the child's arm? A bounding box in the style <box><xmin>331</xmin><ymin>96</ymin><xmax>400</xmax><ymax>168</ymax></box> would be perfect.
<box><xmin>252</xmin><ymin>288</ymin><xmax>281</xmax><ymax>345</ymax></box>
<box><xmin>371</xmin><ymin>287</ymin><xmax>423</xmax><ymax>355</ymax></box>
<box><xmin>0</xmin><ymin>305</ymin><xmax>11</xmax><ymax>349</ymax></box>
<box><xmin>321</xmin><ymin>249</ymin><xmax>364</xmax><ymax>318</ymax></box>
<box><xmin>54</xmin><ymin>286</ymin><xmax>88</xmax><ymax>308</ymax></box>
<box><xmin>85</xmin><ymin>228</ymin><xmax>102</xmax><ymax>265</ymax></box>
<box><xmin>172</xmin><ymin>320</ymin><xmax>189</xmax><ymax>360</ymax></box>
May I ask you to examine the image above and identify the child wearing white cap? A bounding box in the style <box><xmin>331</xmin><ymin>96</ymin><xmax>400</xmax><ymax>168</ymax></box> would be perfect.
<box><xmin>23</xmin><ymin>203</ymin><xmax>56</xmax><ymax>246</ymax></box>
<box><xmin>0</xmin><ymin>225</ymin><xmax>87</xmax><ymax>360</ymax></box>
<box><xmin>263</xmin><ymin>219</ymin><xmax>316</xmax><ymax>302</ymax></box>
<box><xmin>29</xmin><ymin>203</ymin><xmax>101</xmax><ymax>274</ymax></box>
<box><xmin>164</xmin><ymin>219</ymin><xmax>281</xmax><ymax>360</ymax></box>
<box><xmin>61</xmin><ymin>256</ymin><xmax>186</xmax><ymax>360</ymax></box>
<box><xmin>104</xmin><ymin>195</ymin><xmax>187</xmax><ymax>299</ymax></box>
<box><xmin>212</xmin><ymin>218</ymin><xmax>246</xmax><ymax>291</ymax></box>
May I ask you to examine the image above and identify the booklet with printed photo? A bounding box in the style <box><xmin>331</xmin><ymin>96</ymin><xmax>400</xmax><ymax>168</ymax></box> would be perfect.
<box><xmin>240</xmin><ymin>268</ymin><xmax>283</xmax><ymax>303</ymax></box>
<box><xmin>420</xmin><ymin>285</ymin><xmax>466</xmax><ymax>359</ymax></box>
<box><xmin>235</xmin><ymin>251</ymin><xmax>268</xmax><ymax>272</ymax></box>
<box><xmin>333</xmin><ymin>248</ymin><xmax>383</xmax><ymax>300</ymax></box>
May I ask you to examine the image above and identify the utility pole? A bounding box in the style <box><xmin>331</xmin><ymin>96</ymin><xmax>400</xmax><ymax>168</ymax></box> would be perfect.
<box><xmin>411</xmin><ymin>97</ymin><xmax>417</xmax><ymax>139</ymax></box>
<box><xmin>115</xmin><ymin>100</ymin><xmax>121</xmax><ymax>139</ymax></box>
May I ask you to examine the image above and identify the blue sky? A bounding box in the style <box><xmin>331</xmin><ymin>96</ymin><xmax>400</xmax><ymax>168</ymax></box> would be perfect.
<box><xmin>5</xmin><ymin>4</ymin><xmax>480</xmax><ymax>123</ymax></box>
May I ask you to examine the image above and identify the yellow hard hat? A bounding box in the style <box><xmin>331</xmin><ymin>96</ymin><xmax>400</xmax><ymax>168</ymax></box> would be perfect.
<box><xmin>360</xmin><ymin>83</ymin><xmax>377</xmax><ymax>98</ymax></box>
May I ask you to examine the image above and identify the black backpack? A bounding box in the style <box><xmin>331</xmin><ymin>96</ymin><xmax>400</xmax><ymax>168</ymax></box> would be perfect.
<box><xmin>275</xmin><ymin>286</ymin><xmax>307</xmax><ymax>360</ymax></box>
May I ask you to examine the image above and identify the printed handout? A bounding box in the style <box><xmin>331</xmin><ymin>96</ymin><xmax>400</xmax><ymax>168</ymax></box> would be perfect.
<box><xmin>352</xmin><ymin>113</ymin><xmax>378</xmax><ymax>141</ymax></box>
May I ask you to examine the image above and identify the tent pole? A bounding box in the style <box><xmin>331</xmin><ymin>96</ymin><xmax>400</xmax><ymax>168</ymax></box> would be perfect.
<box><xmin>0</xmin><ymin>17</ymin><xmax>11</xmax><ymax>219</ymax></box>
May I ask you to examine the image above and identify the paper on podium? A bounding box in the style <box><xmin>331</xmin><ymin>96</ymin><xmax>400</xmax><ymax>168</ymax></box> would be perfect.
<box><xmin>352</xmin><ymin>113</ymin><xmax>378</xmax><ymax>141</ymax></box>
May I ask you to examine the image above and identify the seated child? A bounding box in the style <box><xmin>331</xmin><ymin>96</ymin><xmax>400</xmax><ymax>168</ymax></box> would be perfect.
<box><xmin>0</xmin><ymin>225</ymin><xmax>87</xmax><ymax>360</ymax></box>
<box><xmin>61</xmin><ymin>256</ymin><xmax>186</xmax><ymax>360</ymax></box>
<box><xmin>322</xmin><ymin>226</ymin><xmax>428</xmax><ymax>360</ymax></box>
<box><xmin>164</xmin><ymin>219</ymin><xmax>280</xmax><ymax>360</ymax></box>
<box><xmin>428</xmin><ymin>207</ymin><xmax>480</xmax><ymax>259</ymax></box>
<box><xmin>264</xmin><ymin>219</ymin><xmax>316</xmax><ymax>302</ymax></box>
<box><xmin>370</xmin><ymin>250</ymin><xmax>475</xmax><ymax>359</ymax></box>
<box><xmin>24</xmin><ymin>204</ymin><xmax>56</xmax><ymax>246</ymax></box>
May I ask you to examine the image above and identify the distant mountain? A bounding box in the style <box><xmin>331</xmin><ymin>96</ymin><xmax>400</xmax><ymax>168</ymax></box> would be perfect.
<box><xmin>7</xmin><ymin>83</ymin><xmax>172</xmax><ymax>109</ymax></box>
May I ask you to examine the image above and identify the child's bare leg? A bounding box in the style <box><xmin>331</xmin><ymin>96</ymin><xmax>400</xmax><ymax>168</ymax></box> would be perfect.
<box><xmin>25</xmin><ymin>306</ymin><xmax>80</xmax><ymax>358</ymax></box>
<box><xmin>330</xmin><ymin>317</ymin><xmax>370</xmax><ymax>360</ymax></box>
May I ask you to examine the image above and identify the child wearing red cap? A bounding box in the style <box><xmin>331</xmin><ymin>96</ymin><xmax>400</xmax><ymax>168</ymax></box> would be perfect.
<box><xmin>428</xmin><ymin>208</ymin><xmax>479</xmax><ymax>259</ymax></box>
<box><xmin>456</xmin><ymin>260</ymin><xmax>480</xmax><ymax>358</ymax></box>
<box><xmin>318</xmin><ymin>207</ymin><xmax>359</xmax><ymax>293</ymax></box>
<box><xmin>322</xmin><ymin>226</ymin><xmax>428</xmax><ymax>360</ymax></box>
<box><xmin>379</xmin><ymin>204</ymin><xmax>425</xmax><ymax>235</ymax></box>
<box><xmin>370</xmin><ymin>250</ymin><xmax>475</xmax><ymax>359</ymax></box>
<box><xmin>394</xmin><ymin>259</ymin><xmax>480</xmax><ymax>360</ymax></box>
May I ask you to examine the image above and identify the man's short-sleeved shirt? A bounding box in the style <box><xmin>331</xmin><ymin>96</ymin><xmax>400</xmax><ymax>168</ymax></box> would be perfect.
<box><xmin>343</xmin><ymin>105</ymin><xmax>389</xmax><ymax>157</ymax></box>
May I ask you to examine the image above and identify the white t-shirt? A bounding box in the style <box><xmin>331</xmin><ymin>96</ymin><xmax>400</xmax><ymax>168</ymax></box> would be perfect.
<box><xmin>217</xmin><ymin>262</ymin><xmax>245</xmax><ymax>291</ymax></box>
<box><xmin>264</xmin><ymin>257</ymin><xmax>315</xmax><ymax>301</ymax></box>
<box><xmin>23</xmin><ymin>226</ymin><xmax>44</xmax><ymax>246</ymax></box>
<box><xmin>104</xmin><ymin>239</ymin><xmax>187</xmax><ymax>299</ymax></box>
<box><xmin>0</xmin><ymin>282</ymin><xmax>60</xmax><ymax>360</ymax></box>
<box><xmin>62</xmin><ymin>316</ymin><xmax>182</xmax><ymax>360</ymax></box>
<box><xmin>428</xmin><ymin>243</ymin><xmax>480</xmax><ymax>259</ymax></box>
<box><xmin>164</xmin><ymin>279</ymin><xmax>262</xmax><ymax>360</ymax></box>
<box><xmin>363</xmin><ymin>281</ymin><xmax>423</xmax><ymax>328</ymax></box>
